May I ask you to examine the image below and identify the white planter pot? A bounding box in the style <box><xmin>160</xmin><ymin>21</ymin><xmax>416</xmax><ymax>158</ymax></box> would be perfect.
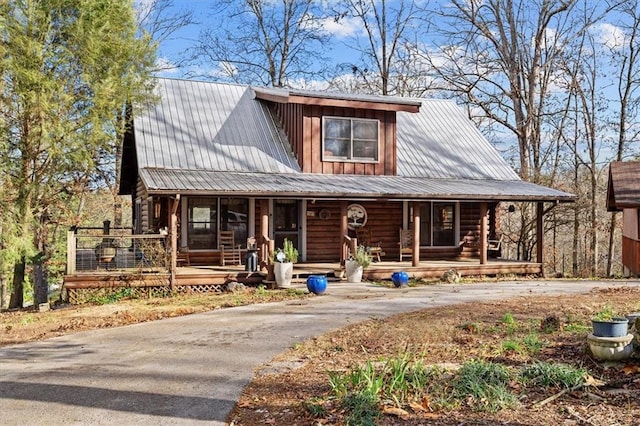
<box><xmin>274</xmin><ymin>262</ymin><xmax>294</xmax><ymax>288</ymax></box>
<box><xmin>345</xmin><ymin>260</ymin><xmax>363</xmax><ymax>283</ymax></box>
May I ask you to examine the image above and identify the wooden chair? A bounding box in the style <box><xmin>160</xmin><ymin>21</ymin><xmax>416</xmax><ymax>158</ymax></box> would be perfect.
<box><xmin>177</xmin><ymin>246</ymin><xmax>190</xmax><ymax>266</ymax></box>
<box><xmin>355</xmin><ymin>227</ymin><xmax>384</xmax><ymax>262</ymax></box>
<box><xmin>219</xmin><ymin>230</ymin><xmax>242</xmax><ymax>266</ymax></box>
<box><xmin>487</xmin><ymin>235</ymin><xmax>503</xmax><ymax>258</ymax></box>
<box><xmin>399</xmin><ymin>228</ymin><xmax>413</xmax><ymax>261</ymax></box>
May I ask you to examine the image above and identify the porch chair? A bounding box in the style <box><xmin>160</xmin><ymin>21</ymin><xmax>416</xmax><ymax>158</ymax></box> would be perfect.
<box><xmin>355</xmin><ymin>227</ymin><xmax>384</xmax><ymax>262</ymax></box>
<box><xmin>219</xmin><ymin>230</ymin><xmax>242</xmax><ymax>266</ymax></box>
<box><xmin>399</xmin><ymin>228</ymin><xmax>413</xmax><ymax>261</ymax></box>
<box><xmin>177</xmin><ymin>246</ymin><xmax>191</xmax><ymax>266</ymax></box>
<box><xmin>487</xmin><ymin>235</ymin><xmax>503</xmax><ymax>258</ymax></box>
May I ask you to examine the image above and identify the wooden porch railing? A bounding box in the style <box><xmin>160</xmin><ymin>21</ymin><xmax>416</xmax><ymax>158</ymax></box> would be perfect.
<box><xmin>257</xmin><ymin>235</ymin><xmax>275</xmax><ymax>270</ymax></box>
<box><xmin>342</xmin><ymin>235</ymin><xmax>358</xmax><ymax>264</ymax></box>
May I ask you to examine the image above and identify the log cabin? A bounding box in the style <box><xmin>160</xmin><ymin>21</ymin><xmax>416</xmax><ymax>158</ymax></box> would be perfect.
<box><xmin>63</xmin><ymin>77</ymin><xmax>575</xmax><ymax>299</ymax></box>
<box><xmin>607</xmin><ymin>161</ymin><xmax>640</xmax><ymax>277</ymax></box>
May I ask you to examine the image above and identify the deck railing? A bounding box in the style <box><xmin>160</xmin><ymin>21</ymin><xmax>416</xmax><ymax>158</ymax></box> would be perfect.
<box><xmin>257</xmin><ymin>234</ymin><xmax>275</xmax><ymax>269</ymax></box>
<box><xmin>67</xmin><ymin>229</ymin><xmax>168</xmax><ymax>274</ymax></box>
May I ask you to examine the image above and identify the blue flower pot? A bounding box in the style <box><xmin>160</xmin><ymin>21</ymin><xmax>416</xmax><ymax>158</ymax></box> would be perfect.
<box><xmin>391</xmin><ymin>271</ymin><xmax>409</xmax><ymax>288</ymax></box>
<box><xmin>591</xmin><ymin>318</ymin><xmax>629</xmax><ymax>337</ymax></box>
<box><xmin>306</xmin><ymin>275</ymin><xmax>327</xmax><ymax>295</ymax></box>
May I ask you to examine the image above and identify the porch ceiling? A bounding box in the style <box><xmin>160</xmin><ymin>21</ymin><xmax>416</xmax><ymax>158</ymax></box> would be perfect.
<box><xmin>139</xmin><ymin>168</ymin><xmax>575</xmax><ymax>202</ymax></box>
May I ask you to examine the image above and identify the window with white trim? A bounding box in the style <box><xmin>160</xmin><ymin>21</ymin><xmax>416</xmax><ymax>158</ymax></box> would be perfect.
<box><xmin>322</xmin><ymin>117</ymin><xmax>379</xmax><ymax>162</ymax></box>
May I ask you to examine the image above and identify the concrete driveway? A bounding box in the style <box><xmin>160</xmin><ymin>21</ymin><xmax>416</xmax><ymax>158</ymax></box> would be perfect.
<box><xmin>1</xmin><ymin>279</ymin><xmax>638</xmax><ymax>425</ymax></box>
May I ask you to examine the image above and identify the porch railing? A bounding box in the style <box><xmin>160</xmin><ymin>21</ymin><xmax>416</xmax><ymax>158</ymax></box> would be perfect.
<box><xmin>342</xmin><ymin>235</ymin><xmax>357</xmax><ymax>264</ymax></box>
<box><xmin>257</xmin><ymin>234</ymin><xmax>275</xmax><ymax>269</ymax></box>
<box><xmin>67</xmin><ymin>229</ymin><xmax>168</xmax><ymax>274</ymax></box>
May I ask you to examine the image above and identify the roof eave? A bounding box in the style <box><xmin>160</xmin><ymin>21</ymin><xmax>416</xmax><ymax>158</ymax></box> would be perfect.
<box><xmin>253</xmin><ymin>89</ymin><xmax>420</xmax><ymax>113</ymax></box>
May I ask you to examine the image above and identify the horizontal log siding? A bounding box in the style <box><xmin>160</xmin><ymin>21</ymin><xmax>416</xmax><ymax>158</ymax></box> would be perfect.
<box><xmin>272</xmin><ymin>101</ymin><xmax>397</xmax><ymax>175</ymax></box>
<box><xmin>136</xmin><ymin>177</ymin><xmax>150</xmax><ymax>232</ymax></box>
<box><xmin>298</xmin><ymin>201</ymin><xmax>490</xmax><ymax>262</ymax></box>
<box><xmin>458</xmin><ymin>202</ymin><xmax>482</xmax><ymax>258</ymax></box>
<box><xmin>306</xmin><ymin>201</ymin><xmax>403</xmax><ymax>262</ymax></box>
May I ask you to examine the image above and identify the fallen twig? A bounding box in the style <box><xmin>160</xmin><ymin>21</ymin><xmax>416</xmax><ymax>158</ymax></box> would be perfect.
<box><xmin>532</xmin><ymin>384</ymin><xmax>584</xmax><ymax>408</ymax></box>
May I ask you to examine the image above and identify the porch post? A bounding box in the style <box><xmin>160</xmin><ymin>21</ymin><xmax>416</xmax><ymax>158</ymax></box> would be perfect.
<box><xmin>536</xmin><ymin>202</ymin><xmax>544</xmax><ymax>270</ymax></box>
<box><xmin>66</xmin><ymin>230</ymin><xmax>76</xmax><ymax>275</ymax></box>
<box><xmin>169</xmin><ymin>194</ymin><xmax>180</xmax><ymax>292</ymax></box>
<box><xmin>412</xmin><ymin>202</ymin><xmax>420</xmax><ymax>267</ymax></box>
<box><xmin>340</xmin><ymin>201</ymin><xmax>348</xmax><ymax>264</ymax></box>
<box><xmin>259</xmin><ymin>199</ymin><xmax>270</xmax><ymax>270</ymax></box>
<box><xmin>480</xmin><ymin>202</ymin><xmax>488</xmax><ymax>265</ymax></box>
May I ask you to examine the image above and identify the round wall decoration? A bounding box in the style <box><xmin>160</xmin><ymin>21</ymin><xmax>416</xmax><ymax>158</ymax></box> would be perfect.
<box><xmin>347</xmin><ymin>203</ymin><xmax>367</xmax><ymax>230</ymax></box>
<box><xmin>319</xmin><ymin>209</ymin><xmax>331</xmax><ymax>220</ymax></box>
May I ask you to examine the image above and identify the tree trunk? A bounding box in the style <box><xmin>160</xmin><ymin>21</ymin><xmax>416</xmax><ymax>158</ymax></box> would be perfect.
<box><xmin>9</xmin><ymin>259</ymin><xmax>25</xmax><ymax>309</ymax></box>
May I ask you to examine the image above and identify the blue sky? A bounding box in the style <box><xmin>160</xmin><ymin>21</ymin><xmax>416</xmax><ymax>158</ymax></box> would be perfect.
<box><xmin>148</xmin><ymin>0</ymin><xmax>630</xmax><ymax>86</ymax></box>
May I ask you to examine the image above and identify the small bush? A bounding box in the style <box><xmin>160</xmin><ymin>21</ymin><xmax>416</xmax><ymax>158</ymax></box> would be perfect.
<box><xmin>452</xmin><ymin>360</ymin><xmax>518</xmax><ymax>412</ymax></box>
<box><xmin>520</xmin><ymin>362</ymin><xmax>586</xmax><ymax>389</ymax></box>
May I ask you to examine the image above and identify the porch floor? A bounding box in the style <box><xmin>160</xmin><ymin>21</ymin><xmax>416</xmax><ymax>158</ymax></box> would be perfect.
<box><xmin>178</xmin><ymin>258</ymin><xmax>541</xmax><ymax>282</ymax></box>
<box><xmin>62</xmin><ymin>258</ymin><xmax>541</xmax><ymax>292</ymax></box>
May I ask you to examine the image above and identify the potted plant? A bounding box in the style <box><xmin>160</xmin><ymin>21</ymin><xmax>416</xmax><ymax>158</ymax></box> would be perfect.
<box><xmin>591</xmin><ymin>306</ymin><xmax>629</xmax><ymax>338</ymax></box>
<box><xmin>345</xmin><ymin>245</ymin><xmax>371</xmax><ymax>283</ymax></box>
<box><xmin>273</xmin><ymin>238</ymin><xmax>298</xmax><ymax>288</ymax></box>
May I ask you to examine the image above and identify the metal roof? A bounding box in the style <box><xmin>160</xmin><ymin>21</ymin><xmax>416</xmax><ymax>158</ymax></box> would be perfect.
<box><xmin>139</xmin><ymin>169</ymin><xmax>574</xmax><ymax>202</ymax></box>
<box><xmin>131</xmin><ymin>78</ymin><xmax>573</xmax><ymax>202</ymax></box>
<box><xmin>133</xmin><ymin>78</ymin><xmax>301</xmax><ymax>173</ymax></box>
<box><xmin>397</xmin><ymin>100</ymin><xmax>520</xmax><ymax>180</ymax></box>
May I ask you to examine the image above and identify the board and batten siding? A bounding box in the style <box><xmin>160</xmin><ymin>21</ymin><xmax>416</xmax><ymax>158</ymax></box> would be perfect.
<box><xmin>273</xmin><ymin>102</ymin><xmax>397</xmax><ymax>176</ymax></box>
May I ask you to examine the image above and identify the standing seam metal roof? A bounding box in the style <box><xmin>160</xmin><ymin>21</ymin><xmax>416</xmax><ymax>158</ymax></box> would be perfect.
<box><xmin>132</xmin><ymin>78</ymin><xmax>573</xmax><ymax>201</ymax></box>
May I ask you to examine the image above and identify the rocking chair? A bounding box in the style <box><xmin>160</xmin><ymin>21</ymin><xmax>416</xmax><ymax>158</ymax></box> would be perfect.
<box><xmin>355</xmin><ymin>227</ymin><xmax>384</xmax><ymax>262</ymax></box>
<box><xmin>219</xmin><ymin>230</ymin><xmax>242</xmax><ymax>266</ymax></box>
<box><xmin>399</xmin><ymin>228</ymin><xmax>413</xmax><ymax>261</ymax></box>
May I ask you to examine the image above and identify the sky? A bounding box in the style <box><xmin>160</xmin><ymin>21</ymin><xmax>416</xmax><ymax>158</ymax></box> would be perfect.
<box><xmin>149</xmin><ymin>0</ymin><xmax>629</xmax><ymax>85</ymax></box>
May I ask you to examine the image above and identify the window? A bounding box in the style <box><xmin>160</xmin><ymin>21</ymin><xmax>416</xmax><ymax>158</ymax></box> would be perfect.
<box><xmin>419</xmin><ymin>202</ymin><xmax>457</xmax><ymax>247</ymax></box>
<box><xmin>221</xmin><ymin>198</ymin><xmax>248</xmax><ymax>245</ymax></box>
<box><xmin>323</xmin><ymin>117</ymin><xmax>379</xmax><ymax>162</ymax></box>
<box><xmin>187</xmin><ymin>198</ymin><xmax>217</xmax><ymax>249</ymax></box>
<box><xmin>185</xmin><ymin>198</ymin><xmax>249</xmax><ymax>249</ymax></box>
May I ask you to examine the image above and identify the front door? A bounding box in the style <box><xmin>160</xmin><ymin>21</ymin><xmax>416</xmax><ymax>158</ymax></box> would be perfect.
<box><xmin>273</xmin><ymin>200</ymin><xmax>299</xmax><ymax>252</ymax></box>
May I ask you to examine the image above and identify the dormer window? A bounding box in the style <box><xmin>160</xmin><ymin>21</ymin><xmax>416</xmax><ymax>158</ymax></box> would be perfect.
<box><xmin>322</xmin><ymin>117</ymin><xmax>379</xmax><ymax>162</ymax></box>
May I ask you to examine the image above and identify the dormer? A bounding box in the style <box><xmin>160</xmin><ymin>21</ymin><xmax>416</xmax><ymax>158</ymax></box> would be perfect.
<box><xmin>253</xmin><ymin>87</ymin><xmax>421</xmax><ymax>176</ymax></box>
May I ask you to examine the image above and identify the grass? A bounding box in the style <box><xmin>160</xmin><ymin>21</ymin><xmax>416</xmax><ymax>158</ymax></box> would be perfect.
<box><xmin>520</xmin><ymin>362</ymin><xmax>586</xmax><ymax>389</ymax></box>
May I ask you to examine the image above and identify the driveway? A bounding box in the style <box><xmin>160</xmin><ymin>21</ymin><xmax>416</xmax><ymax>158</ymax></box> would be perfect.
<box><xmin>1</xmin><ymin>279</ymin><xmax>638</xmax><ymax>425</ymax></box>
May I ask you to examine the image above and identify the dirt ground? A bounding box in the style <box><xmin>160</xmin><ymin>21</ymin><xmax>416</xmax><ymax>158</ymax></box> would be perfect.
<box><xmin>2</xmin><ymin>283</ymin><xmax>639</xmax><ymax>425</ymax></box>
<box><xmin>229</xmin><ymin>286</ymin><xmax>640</xmax><ymax>426</ymax></box>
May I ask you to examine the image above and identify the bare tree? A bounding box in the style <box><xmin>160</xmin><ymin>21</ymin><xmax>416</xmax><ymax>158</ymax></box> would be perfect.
<box><xmin>136</xmin><ymin>0</ymin><xmax>196</xmax><ymax>73</ymax></box>
<box><xmin>331</xmin><ymin>0</ymin><xmax>428</xmax><ymax>96</ymax></box>
<box><xmin>192</xmin><ymin>0</ymin><xmax>330</xmax><ymax>87</ymax></box>
<box><xmin>423</xmin><ymin>0</ymin><xmax>591</xmax><ymax>182</ymax></box>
